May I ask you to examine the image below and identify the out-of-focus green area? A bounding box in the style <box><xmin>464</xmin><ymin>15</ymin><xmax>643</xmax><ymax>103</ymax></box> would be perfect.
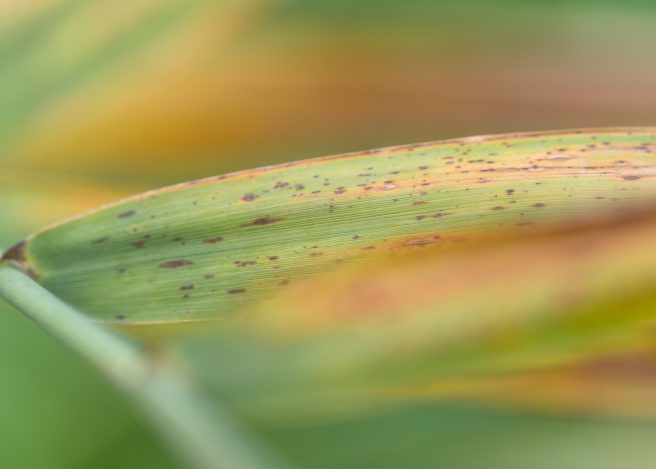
<box><xmin>1</xmin><ymin>0</ymin><xmax>655</xmax><ymax>467</ymax></box>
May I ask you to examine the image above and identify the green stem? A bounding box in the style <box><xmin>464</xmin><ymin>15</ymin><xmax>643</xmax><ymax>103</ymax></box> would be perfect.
<box><xmin>0</xmin><ymin>263</ymin><xmax>286</xmax><ymax>469</ymax></box>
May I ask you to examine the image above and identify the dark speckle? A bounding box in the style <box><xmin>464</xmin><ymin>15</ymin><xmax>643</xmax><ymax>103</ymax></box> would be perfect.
<box><xmin>506</xmin><ymin>189</ymin><xmax>515</xmax><ymax>195</ymax></box>
<box><xmin>131</xmin><ymin>240</ymin><xmax>147</xmax><ymax>249</ymax></box>
<box><xmin>204</xmin><ymin>274</ymin><xmax>215</xmax><ymax>279</ymax></box>
<box><xmin>268</xmin><ymin>255</ymin><xmax>279</xmax><ymax>260</ymax></box>
<box><xmin>532</xmin><ymin>203</ymin><xmax>546</xmax><ymax>208</ymax></box>
<box><xmin>115</xmin><ymin>314</ymin><xmax>126</xmax><ymax>321</ymax></box>
<box><xmin>274</xmin><ymin>181</ymin><xmax>289</xmax><ymax>189</ymax></box>
<box><xmin>92</xmin><ymin>236</ymin><xmax>110</xmax><ymax>245</ymax></box>
<box><xmin>491</xmin><ymin>206</ymin><xmax>505</xmax><ymax>211</ymax></box>
<box><xmin>242</xmin><ymin>216</ymin><xmax>284</xmax><ymax>227</ymax></box>
<box><xmin>623</xmin><ymin>175</ymin><xmax>641</xmax><ymax>181</ymax></box>
<box><xmin>118</xmin><ymin>210</ymin><xmax>136</xmax><ymax>219</ymax></box>
<box><xmin>180</xmin><ymin>284</ymin><xmax>194</xmax><ymax>291</ymax></box>
<box><xmin>159</xmin><ymin>259</ymin><xmax>193</xmax><ymax>269</ymax></box>
<box><xmin>242</xmin><ymin>193</ymin><xmax>258</xmax><ymax>202</ymax></box>
<box><xmin>228</xmin><ymin>288</ymin><xmax>246</xmax><ymax>294</ymax></box>
<box><xmin>203</xmin><ymin>236</ymin><xmax>224</xmax><ymax>244</ymax></box>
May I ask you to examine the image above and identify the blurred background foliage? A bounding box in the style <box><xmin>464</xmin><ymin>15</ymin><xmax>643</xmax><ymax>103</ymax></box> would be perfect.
<box><xmin>1</xmin><ymin>0</ymin><xmax>655</xmax><ymax>467</ymax></box>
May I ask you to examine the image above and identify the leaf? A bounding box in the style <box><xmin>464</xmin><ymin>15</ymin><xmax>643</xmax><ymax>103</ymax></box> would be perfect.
<box><xmin>3</xmin><ymin>128</ymin><xmax>656</xmax><ymax>327</ymax></box>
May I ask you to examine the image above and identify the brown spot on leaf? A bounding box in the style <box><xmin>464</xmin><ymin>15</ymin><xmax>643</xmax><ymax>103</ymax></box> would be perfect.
<box><xmin>532</xmin><ymin>203</ymin><xmax>546</xmax><ymax>208</ymax></box>
<box><xmin>159</xmin><ymin>259</ymin><xmax>193</xmax><ymax>269</ymax></box>
<box><xmin>115</xmin><ymin>314</ymin><xmax>126</xmax><ymax>321</ymax></box>
<box><xmin>118</xmin><ymin>210</ymin><xmax>136</xmax><ymax>219</ymax></box>
<box><xmin>203</xmin><ymin>236</ymin><xmax>224</xmax><ymax>244</ymax></box>
<box><xmin>623</xmin><ymin>175</ymin><xmax>641</xmax><ymax>181</ymax></box>
<box><xmin>180</xmin><ymin>284</ymin><xmax>194</xmax><ymax>291</ymax></box>
<box><xmin>242</xmin><ymin>216</ymin><xmax>284</xmax><ymax>227</ymax></box>
<box><xmin>268</xmin><ymin>255</ymin><xmax>279</xmax><ymax>260</ymax></box>
<box><xmin>242</xmin><ymin>193</ymin><xmax>258</xmax><ymax>202</ymax></box>
<box><xmin>228</xmin><ymin>288</ymin><xmax>246</xmax><ymax>294</ymax></box>
<box><xmin>92</xmin><ymin>236</ymin><xmax>110</xmax><ymax>245</ymax></box>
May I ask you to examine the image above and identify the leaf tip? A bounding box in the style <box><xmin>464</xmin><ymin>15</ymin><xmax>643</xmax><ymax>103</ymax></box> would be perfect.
<box><xmin>1</xmin><ymin>240</ymin><xmax>26</xmax><ymax>265</ymax></box>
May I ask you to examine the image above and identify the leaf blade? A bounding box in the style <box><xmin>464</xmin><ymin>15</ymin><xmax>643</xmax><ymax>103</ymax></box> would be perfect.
<box><xmin>6</xmin><ymin>128</ymin><xmax>656</xmax><ymax>324</ymax></box>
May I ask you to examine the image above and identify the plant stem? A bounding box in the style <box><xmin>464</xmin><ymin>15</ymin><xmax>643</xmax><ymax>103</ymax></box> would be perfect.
<box><xmin>0</xmin><ymin>263</ymin><xmax>287</xmax><ymax>469</ymax></box>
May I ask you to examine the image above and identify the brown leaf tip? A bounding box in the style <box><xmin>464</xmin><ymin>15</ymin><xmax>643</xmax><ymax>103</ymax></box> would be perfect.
<box><xmin>1</xmin><ymin>240</ymin><xmax>26</xmax><ymax>265</ymax></box>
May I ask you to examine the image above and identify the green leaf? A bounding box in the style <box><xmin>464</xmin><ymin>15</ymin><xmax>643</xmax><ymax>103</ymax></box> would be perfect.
<box><xmin>4</xmin><ymin>128</ymin><xmax>656</xmax><ymax>327</ymax></box>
